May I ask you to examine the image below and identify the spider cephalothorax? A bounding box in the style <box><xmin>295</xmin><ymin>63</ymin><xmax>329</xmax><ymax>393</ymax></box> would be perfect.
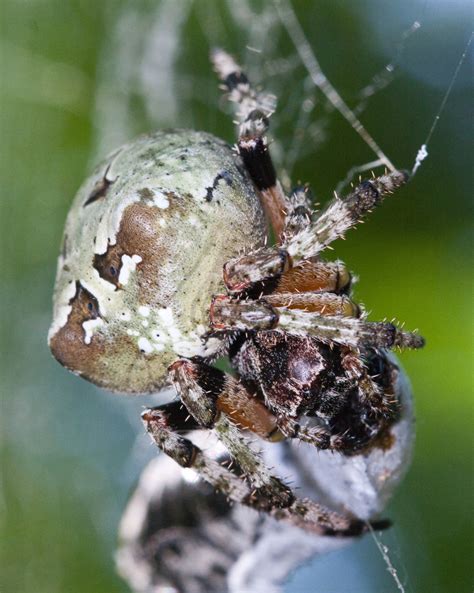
<box><xmin>49</xmin><ymin>49</ymin><xmax>423</xmax><ymax>537</ymax></box>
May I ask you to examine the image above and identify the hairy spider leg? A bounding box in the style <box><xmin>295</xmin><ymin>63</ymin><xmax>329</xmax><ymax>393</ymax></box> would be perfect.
<box><xmin>209</xmin><ymin>292</ymin><xmax>358</xmax><ymax>330</ymax></box>
<box><xmin>209</xmin><ymin>294</ymin><xmax>423</xmax><ymax>351</ymax></box>
<box><xmin>223</xmin><ymin>254</ymin><xmax>352</xmax><ymax>296</ymax></box>
<box><xmin>263</xmin><ymin>291</ymin><xmax>360</xmax><ymax>317</ymax></box>
<box><xmin>340</xmin><ymin>347</ymin><xmax>397</xmax><ymax>419</ymax></box>
<box><xmin>168</xmin><ymin>359</ymin><xmax>294</xmax><ymax>511</ymax></box>
<box><xmin>210</xmin><ymin>294</ymin><xmax>279</xmax><ymax>332</ymax></box>
<box><xmin>145</xmin><ymin>357</ymin><xmax>389</xmax><ymax>536</ymax></box>
<box><xmin>222</xmin><ymin>169</ymin><xmax>407</xmax><ymax>298</ymax></box>
<box><xmin>273</xmin><ymin>259</ymin><xmax>352</xmax><ymax>294</ymax></box>
<box><xmin>143</xmin><ymin>404</ymin><xmax>380</xmax><ymax>536</ymax></box>
<box><xmin>286</xmin><ymin>170</ymin><xmax>408</xmax><ymax>261</ymax></box>
<box><xmin>277</xmin><ymin>310</ymin><xmax>424</xmax><ymax>350</ymax></box>
<box><xmin>282</xmin><ymin>185</ymin><xmax>313</xmax><ymax>239</ymax></box>
<box><xmin>223</xmin><ymin>248</ymin><xmax>291</xmax><ymax>295</ymax></box>
<box><xmin>143</xmin><ymin>400</ymin><xmax>202</xmax><ymax>432</ymax></box>
<box><xmin>218</xmin><ymin>197</ymin><xmax>422</xmax><ymax>424</ymax></box>
<box><xmin>211</xmin><ymin>48</ymin><xmax>290</xmax><ymax>241</ymax></box>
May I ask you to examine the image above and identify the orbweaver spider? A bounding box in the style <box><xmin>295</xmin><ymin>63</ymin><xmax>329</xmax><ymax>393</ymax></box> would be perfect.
<box><xmin>49</xmin><ymin>49</ymin><xmax>423</xmax><ymax>537</ymax></box>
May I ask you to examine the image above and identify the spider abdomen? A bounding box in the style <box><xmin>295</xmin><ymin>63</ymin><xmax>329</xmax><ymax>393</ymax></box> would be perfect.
<box><xmin>49</xmin><ymin>130</ymin><xmax>266</xmax><ymax>393</ymax></box>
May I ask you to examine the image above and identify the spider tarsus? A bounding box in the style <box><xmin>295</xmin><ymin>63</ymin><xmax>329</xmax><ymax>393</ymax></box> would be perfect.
<box><xmin>321</xmin><ymin>515</ymin><xmax>391</xmax><ymax>537</ymax></box>
<box><xmin>393</xmin><ymin>330</ymin><xmax>425</xmax><ymax>349</ymax></box>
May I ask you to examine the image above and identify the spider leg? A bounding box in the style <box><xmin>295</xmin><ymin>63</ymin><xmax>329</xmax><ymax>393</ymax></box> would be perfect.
<box><xmin>210</xmin><ymin>294</ymin><xmax>279</xmax><ymax>331</ymax></box>
<box><xmin>143</xmin><ymin>405</ymin><xmax>377</xmax><ymax>535</ymax></box>
<box><xmin>274</xmin><ymin>412</ymin><xmax>358</xmax><ymax>452</ymax></box>
<box><xmin>142</xmin><ymin>407</ymin><xmax>251</xmax><ymax>501</ymax></box>
<box><xmin>211</xmin><ymin>48</ymin><xmax>290</xmax><ymax>241</ymax></box>
<box><xmin>209</xmin><ymin>294</ymin><xmax>423</xmax><ymax>350</ymax></box>
<box><xmin>223</xmin><ymin>247</ymin><xmax>291</xmax><ymax>295</ymax></box>
<box><xmin>160</xmin><ymin>357</ymin><xmax>387</xmax><ymax>536</ymax></box>
<box><xmin>168</xmin><ymin>359</ymin><xmax>289</xmax><ymax>493</ymax></box>
<box><xmin>285</xmin><ymin>170</ymin><xmax>408</xmax><ymax>260</ymax></box>
<box><xmin>278</xmin><ymin>309</ymin><xmax>424</xmax><ymax>350</ymax></box>
<box><xmin>263</xmin><ymin>291</ymin><xmax>360</xmax><ymax>317</ymax></box>
<box><xmin>282</xmin><ymin>185</ymin><xmax>313</xmax><ymax>239</ymax></box>
<box><xmin>209</xmin><ymin>293</ymin><xmax>358</xmax><ymax>331</ymax></box>
<box><xmin>143</xmin><ymin>400</ymin><xmax>202</xmax><ymax>432</ymax></box>
<box><xmin>223</xmin><ymin>248</ymin><xmax>351</xmax><ymax>296</ymax></box>
<box><xmin>340</xmin><ymin>347</ymin><xmax>397</xmax><ymax>419</ymax></box>
<box><xmin>275</xmin><ymin>259</ymin><xmax>352</xmax><ymax>294</ymax></box>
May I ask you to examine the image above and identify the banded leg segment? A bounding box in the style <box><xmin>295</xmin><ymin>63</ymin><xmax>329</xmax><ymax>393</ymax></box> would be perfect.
<box><xmin>168</xmin><ymin>358</ymin><xmax>283</xmax><ymax>441</ymax></box>
<box><xmin>143</xmin><ymin>406</ymin><xmax>380</xmax><ymax>535</ymax></box>
<box><xmin>211</xmin><ymin>48</ymin><xmax>290</xmax><ymax>241</ymax></box>
<box><xmin>286</xmin><ymin>170</ymin><xmax>408</xmax><ymax>260</ymax></box>
<box><xmin>263</xmin><ymin>292</ymin><xmax>360</xmax><ymax>317</ymax></box>
<box><xmin>278</xmin><ymin>309</ymin><xmax>425</xmax><ymax>350</ymax></box>
<box><xmin>275</xmin><ymin>259</ymin><xmax>352</xmax><ymax>294</ymax></box>
<box><xmin>162</xmin><ymin>358</ymin><xmax>384</xmax><ymax>535</ymax></box>
<box><xmin>209</xmin><ymin>293</ymin><xmax>358</xmax><ymax>331</ymax></box>
<box><xmin>223</xmin><ymin>248</ymin><xmax>291</xmax><ymax>295</ymax></box>
<box><xmin>142</xmin><ymin>407</ymin><xmax>249</xmax><ymax>494</ymax></box>
<box><xmin>282</xmin><ymin>185</ymin><xmax>313</xmax><ymax>239</ymax></box>
<box><xmin>209</xmin><ymin>295</ymin><xmax>423</xmax><ymax>351</ymax></box>
<box><xmin>210</xmin><ymin>48</ymin><xmax>276</xmax><ymax>137</ymax></box>
<box><xmin>142</xmin><ymin>400</ymin><xmax>201</xmax><ymax>433</ymax></box>
<box><xmin>341</xmin><ymin>348</ymin><xmax>397</xmax><ymax>418</ymax></box>
<box><xmin>210</xmin><ymin>295</ymin><xmax>279</xmax><ymax>332</ymax></box>
<box><xmin>223</xmin><ymin>250</ymin><xmax>351</xmax><ymax>297</ymax></box>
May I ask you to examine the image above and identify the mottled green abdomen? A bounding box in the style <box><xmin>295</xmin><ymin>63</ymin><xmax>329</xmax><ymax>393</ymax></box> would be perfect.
<box><xmin>49</xmin><ymin>130</ymin><xmax>266</xmax><ymax>393</ymax></box>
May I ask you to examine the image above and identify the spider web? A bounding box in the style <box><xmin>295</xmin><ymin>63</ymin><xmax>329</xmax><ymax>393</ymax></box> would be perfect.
<box><xmin>92</xmin><ymin>2</ymin><xmax>469</xmax><ymax>592</ymax></box>
<box><xmin>94</xmin><ymin>0</ymin><xmax>425</xmax><ymax>187</ymax></box>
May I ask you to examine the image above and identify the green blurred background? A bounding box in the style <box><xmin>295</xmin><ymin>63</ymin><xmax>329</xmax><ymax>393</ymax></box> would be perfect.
<box><xmin>1</xmin><ymin>1</ymin><xmax>472</xmax><ymax>592</ymax></box>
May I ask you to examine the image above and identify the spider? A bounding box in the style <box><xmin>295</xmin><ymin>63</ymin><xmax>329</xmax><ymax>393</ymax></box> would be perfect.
<box><xmin>49</xmin><ymin>49</ymin><xmax>424</xmax><ymax>537</ymax></box>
